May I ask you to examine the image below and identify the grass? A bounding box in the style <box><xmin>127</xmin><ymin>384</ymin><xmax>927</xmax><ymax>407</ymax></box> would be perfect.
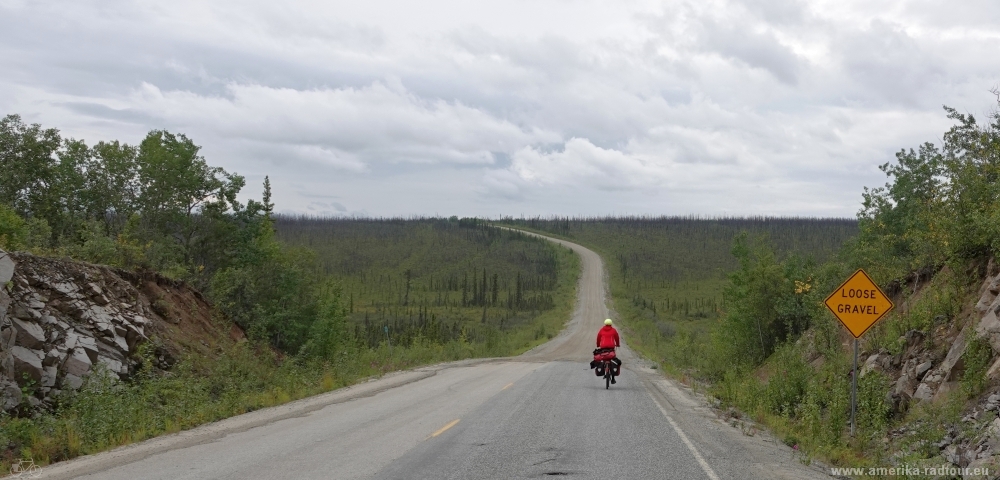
<box><xmin>0</xmin><ymin>236</ymin><xmax>581</xmax><ymax>471</ymax></box>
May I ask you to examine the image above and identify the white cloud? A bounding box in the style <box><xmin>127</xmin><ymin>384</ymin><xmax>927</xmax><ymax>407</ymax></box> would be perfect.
<box><xmin>1</xmin><ymin>0</ymin><xmax>997</xmax><ymax>217</ymax></box>
<box><xmin>506</xmin><ymin>139</ymin><xmax>668</xmax><ymax>190</ymax></box>
<box><xmin>123</xmin><ymin>80</ymin><xmax>559</xmax><ymax>168</ymax></box>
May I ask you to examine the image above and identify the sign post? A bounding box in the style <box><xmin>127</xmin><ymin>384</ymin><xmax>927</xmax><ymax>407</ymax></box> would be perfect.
<box><xmin>824</xmin><ymin>269</ymin><xmax>894</xmax><ymax>437</ymax></box>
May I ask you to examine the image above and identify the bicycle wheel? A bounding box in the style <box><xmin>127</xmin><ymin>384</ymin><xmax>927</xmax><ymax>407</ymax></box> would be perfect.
<box><xmin>605</xmin><ymin>371</ymin><xmax>611</xmax><ymax>389</ymax></box>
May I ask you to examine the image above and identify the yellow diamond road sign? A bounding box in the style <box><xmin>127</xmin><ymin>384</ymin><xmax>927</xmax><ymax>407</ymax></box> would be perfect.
<box><xmin>824</xmin><ymin>269</ymin><xmax>894</xmax><ymax>338</ymax></box>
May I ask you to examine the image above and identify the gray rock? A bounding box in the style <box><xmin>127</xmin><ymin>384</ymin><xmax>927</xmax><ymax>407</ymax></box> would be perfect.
<box><xmin>916</xmin><ymin>361</ymin><xmax>934</xmax><ymax>379</ymax></box>
<box><xmin>63</xmin><ymin>331</ymin><xmax>78</xmax><ymax>350</ymax></box>
<box><xmin>61</xmin><ymin>348</ymin><xmax>92</xmax><ymax>377</ymax></box>
<box><xmin>41</xmin><ymin>365</ymin><xmax>57</xmax><ymax>388</ymax></box>
<box><xmin>938</xmin><ymin>326</ymin><xmax>971</xmax><ymax>382</ymax></box>
<box><xmin>0</xmin><ymin>289</ymin><xmax>11</xmax><ymax>320</ymax></box>
<box><xmin>945</xmin><ymin>445</ymin><xmax>961</xmax><ymax>465</ymax></box>
<box><xmin>0</xmin><ymin>379</ymin><xmax>21</xmax><ymax>410</ymax></box>
<box><xmin>97</xmin><ymin>356</ymin><xmax>124</xmax><ymax>375</ymax></box>
<box><xmin>95</xmin><ymin>321</ymin><xmax>114</xmax><ymax>337</ymax></box>
<box><xmin>915</xmin><ymin>383</ymin><xmax>935</xmax><ymax>401</ymax></box>
<box><xmin>977</xmin><ymin>293</ymin><xmax>997</xmax><ymax>315</ymax></box>
<box><xmin>10</xmin><ymin>346</ymin><xmax>44</xmax><ymax>382</ymax></box>
<box><xmin>42</xmin><ymin>349</ymin><xmax>62</xmax><ymax>367</ymax></box>
<box><xmin>60</xmin><ymin>374</ymin><xmax>83</xmax><ymax>390</ymax></box>
<box><xmin>10</xmin><ymin>318</ymin><xmax>45</xmax><ymax>349</ymax></box>
<box><xmin>976</xmin><ymin>305</ymin><xmax>1000</xmax><ymax>352</ymax></box>
<box><xmin>1</xmin><ymin>326</ymin><xmax>15</xmax><ymax>354</ymax></box>
<box><xmin>13</xmin><ymin>305</ymin><xmax>41</xmax><ymax>321</ymax></box>
<box><xmin>96</xmin><ymin>338</ymin><xmax>123</xmax><ymax>356</ymax></box>
<box><xmin>895</xmin><ymin>374</ymin><xmax>917</xmax><ymax>398</ymax></box>
<box><xmin>985</xmin><ymin>274</ymin><xmax>1000</xmax><ymax>295</ymax></box>
<box><xmin>77</xmin><ymin>335</ymin><xmax>99</xmax><ymax>363</ymax></box>
<box><xmin>125</xmin><ymin>327</ymin><xmax>144</xmax><ymax>350</ymax></box>
<box><xmin>111</xmin><ymin>334</ymin><xmax>128</xmax><ymax>353</ymax></box>
<box><xmin>988</xmin><ymin>417</ymin><xmax>1000</xmax><ymax>438</ymax></box>
<box><xmin>52</xmin><ymin>281</ymin><xmax>77</xmax><ymax>296</ymax></box>
<box><xmin>74</xmin><ymin>306</ymin><xmax>92</xmax><ymax>322</ymax></box>
<box><xmin>861</xmin><ymin>353</ymin><xmax>889</xmax><ymax>377</ymax></box>
<box><xmin>0</xmin><ymin>250</ymin><xmax>14</xmax><ymax>284</ymax></box>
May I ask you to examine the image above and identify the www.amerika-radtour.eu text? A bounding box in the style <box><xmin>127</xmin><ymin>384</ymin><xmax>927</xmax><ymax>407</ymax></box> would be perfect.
<box><xmin>830</xmin><ymin>465</ymin><xmax>990</xmax><ymax>477</ymax></box>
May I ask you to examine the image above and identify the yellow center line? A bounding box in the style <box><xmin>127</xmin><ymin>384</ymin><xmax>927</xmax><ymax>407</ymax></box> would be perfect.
<box><xmin>431</xmin><ymin>419</ymin><xmax>460</xmax><ymax>438</ymax></box>
<box><xmin>501</xmin><ymin>382</ymin><xmax>514</xmax><ymax>390</ymax></box>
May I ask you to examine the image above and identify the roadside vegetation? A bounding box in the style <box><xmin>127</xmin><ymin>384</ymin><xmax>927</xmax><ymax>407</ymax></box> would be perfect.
<box><xmin>0</xmin><ymin>114</ymin><xmax>579</xmax><ymax>468</ymax></box>
<box><xmin>503</xmin><ymin>96</ymin><xmax>1000</xmax><ymax>471</ymax></box>
<box><xmin>498</xmin><ymin>216</ymin><xmax>857</xmax><ymax>376</ymax></box>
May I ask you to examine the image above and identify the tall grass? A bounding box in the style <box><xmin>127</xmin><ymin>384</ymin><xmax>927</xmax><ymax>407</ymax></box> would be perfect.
<box><xmin>0</xmin><ymin>242</ymin><xmax>580</xmax><ymax>470</ymax></box>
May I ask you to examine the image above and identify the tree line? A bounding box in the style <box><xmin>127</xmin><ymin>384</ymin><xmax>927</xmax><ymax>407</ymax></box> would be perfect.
<box><xmin>0</xmin><ymin>114</ymin><xmax>345</xmax><ymax>357</ymax></box>
<box><xmin>273</xmin><ymin>216</ymin><xmax>570</xmax><ymax>351</ymax></box>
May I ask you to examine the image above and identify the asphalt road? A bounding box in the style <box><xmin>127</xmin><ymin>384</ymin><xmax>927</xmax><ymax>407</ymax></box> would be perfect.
<box><xmin>40</xmin><ymin>233</ymin><xmax>831</xmax><ymax>480</ymax></box>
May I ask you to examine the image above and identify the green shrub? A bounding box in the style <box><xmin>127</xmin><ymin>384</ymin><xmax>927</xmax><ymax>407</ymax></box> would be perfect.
<box><xmin>961</xmin><ymin>333</ymin><xmax>993</xmax><ymax>399</ymax></box>
<box><xmin>855</xmin><ymin>371</ymin><xmax>892</xmax><ymax>449</ymax></box>
<box><xmin>0</xmin><ymin>203</ymin><xmax>27</xmax><ymax>250</ymax></box>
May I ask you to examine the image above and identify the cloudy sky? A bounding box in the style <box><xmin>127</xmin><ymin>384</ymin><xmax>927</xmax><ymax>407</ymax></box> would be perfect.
<box><xmin>2</xmin><ymin>0</ymin><xmax>998</xmax><ymax>218</ymax></box>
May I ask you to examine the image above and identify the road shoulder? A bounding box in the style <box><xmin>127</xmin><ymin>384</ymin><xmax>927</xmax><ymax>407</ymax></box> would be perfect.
<box><xmin>627</xmin><ymin>353</ymin><xmax>833</xmax><ymax>480</ymax></box>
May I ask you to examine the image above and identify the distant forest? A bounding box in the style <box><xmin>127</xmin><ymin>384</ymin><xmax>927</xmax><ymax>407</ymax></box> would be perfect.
<box><xmin>274</xmin><ymin>216</ymin><xmax>577</xmax><ymax>351</ymax></box>
<box><xmin>501</xmin><ymin>216</ymin><xmax>857</xmax><ymax>283</ymax></box>
<box><xmin>497</xmin><ymin>215</ymin><xmax>860</xmax><ymax>369</ymax></box>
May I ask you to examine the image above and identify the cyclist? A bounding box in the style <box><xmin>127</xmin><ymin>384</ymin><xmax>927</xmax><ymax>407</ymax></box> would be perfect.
<box><xmin>596</xmin><ymin>318</ymin><xmax>620</xmax><ymax>350</ymax></box>
<box><xmin>594</xmin><ymin>319</ymin><xmax>622</xmax><ymax>383</ymax></box>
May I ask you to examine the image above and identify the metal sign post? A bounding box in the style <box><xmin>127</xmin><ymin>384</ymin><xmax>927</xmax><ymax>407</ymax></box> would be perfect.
<box><xmin>824</xmin><ymin>269</ymin><xmax>894</xmax><ymax>438</ymax></box>
<box><xmin>851</xmin><ymin>339</ymin><xmax>858</xmax><ymax>437</ymax></box>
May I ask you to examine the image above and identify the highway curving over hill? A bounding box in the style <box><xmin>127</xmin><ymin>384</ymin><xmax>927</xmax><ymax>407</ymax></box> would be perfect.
<box><xmin>40</xmin><ymin>233</ymin><xmax>830</xmax><ymax>480</ymax></box>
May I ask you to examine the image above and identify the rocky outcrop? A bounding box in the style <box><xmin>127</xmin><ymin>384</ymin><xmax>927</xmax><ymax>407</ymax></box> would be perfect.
<box><xmin>0</xmin><ymin>248</ymin><xmax>235</xmax><ymax>414</ymax></box>
<box><xmin>0</xmin><ymin>249</ymin><xmax>156</xmax><ymax>411</ymax></box>
<box><xmin>873</xmin><ymin>259</ymin><xmax>1000</xmax><ymax>475</ymax></box>
<box><xmin>976</xmin><ymin>264</ymin><xmax>1000</xmax><ymax>356</ymax></box>
<box><xmin>882</xmin><ymin>264</ymin><xmax>1000</xmax><ymax>412</ymax></box>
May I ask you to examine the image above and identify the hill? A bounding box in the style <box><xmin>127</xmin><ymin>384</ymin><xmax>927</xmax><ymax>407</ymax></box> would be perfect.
<box><xmin>274</xmin><ymin>216</ymin><xmax>579</xmax><ymax>358</ymax></box>
<box><xmin>499</xmin><ymin>216</ymin><xmax>859</xmax><ymax>370</ymax></box>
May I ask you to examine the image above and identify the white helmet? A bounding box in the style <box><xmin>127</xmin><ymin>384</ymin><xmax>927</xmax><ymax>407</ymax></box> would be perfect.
<box><xmin>604</xmin><ymin>319</ymin><xmax>613</xmax><ymax>326</ymax></box>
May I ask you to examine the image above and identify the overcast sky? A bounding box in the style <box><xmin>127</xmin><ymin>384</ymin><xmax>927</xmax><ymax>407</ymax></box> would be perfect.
<box><xmin>2</xmin><ymin>0</ymin><xmax>998</xmax><ymax>218</ymax></box>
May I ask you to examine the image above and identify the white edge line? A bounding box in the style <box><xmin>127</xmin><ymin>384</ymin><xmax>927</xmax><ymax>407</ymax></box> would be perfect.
<box><xmin>646</xmin><ymin>388</ymin><xmax>721</xmax><ymax>480</ymax></box>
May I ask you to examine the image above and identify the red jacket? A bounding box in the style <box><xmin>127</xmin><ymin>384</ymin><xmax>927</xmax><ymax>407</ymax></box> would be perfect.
<box><xmin>596</xmin><ymin>325</ymin><xmax>620</xmax><ymax>349</ymax></box>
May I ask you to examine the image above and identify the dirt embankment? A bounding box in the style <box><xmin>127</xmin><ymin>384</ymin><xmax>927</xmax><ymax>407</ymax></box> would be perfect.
<box><xmin>0</xmin><ymin>249</ymin><xmax>242</xmax><ymax>414</ymax></box>
<box><xmin>832</xmin><ymin>259</ymin><xmax>1000</xmax><ymax>472</ymax></box>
